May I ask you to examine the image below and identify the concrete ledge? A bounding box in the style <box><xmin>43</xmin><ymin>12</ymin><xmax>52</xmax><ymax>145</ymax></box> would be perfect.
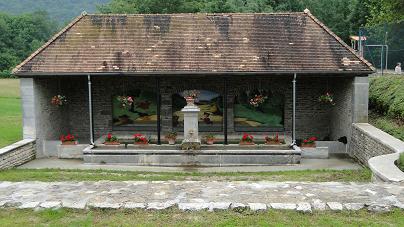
<box><xmin>353</xmin><ymin>123</ymin><xmax>404</xmax><ymax>182</ymax></box>
<box><xmin>0</xmin><ymin>139</ymin><xmax>35</xmax><ymax>155</ymax></box>
<box><xmin>301</xmin><ymin>147</ymin><xmax>329</xmax><ymax>159</ymax></box>
<box><xmin>369</xmin><ymin>153</ymin><xmax>404</xmax><ymax>182</ymax></box>
<box><xmin>57</xmin><ymin>144</ymin><xmax>88</xmax><ymax>159</ymax></box>
<box><xmin>83</xmin><ymin>145</ymin><xmax>301</xmax><ymax>166</ymax></box>
<box><xmin>354</xmin><ymin>123</ymin><xmax>404</xmax><ymax>153</ymax></box>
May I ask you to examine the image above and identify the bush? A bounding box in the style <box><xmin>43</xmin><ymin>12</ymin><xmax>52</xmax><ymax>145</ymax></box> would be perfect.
<box><xmin>0</xmin><ymin>70</ymin><xmax>15</xmax><ymax>78</ymax></box>
<box><xmin>369</xmin><ymin>76</ymin><xmax>404</xmax><ymax>121</ymax></box>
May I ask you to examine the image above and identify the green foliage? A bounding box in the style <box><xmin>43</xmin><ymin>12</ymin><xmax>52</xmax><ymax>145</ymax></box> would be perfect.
<box><xmin>0</xmin><ymin>11</ymin><xmax>56</xmax><ymax>77</ymax></box>
<box><xmin>0</xmin><ymin>0</ymin><xmax>110</xmax><ymax>24</ymax></box>
<box><xmin>399</xmin><ymin>153</ymin><xmax>404</xmax><ymax>171</ymax></box>
<box><xmin>369</xmin><ymin>111</ymin><xmax>404</xmax><ymax>141</ymax></box>
<box><xmin>369</xmin><ymin>76</ymin><xmax>404</xmax><ymax>121</ymax></box>
<box><xmin>366</xmin><ymin>0</ymin><xmax>404</xmax><ymax>25</ymax></box>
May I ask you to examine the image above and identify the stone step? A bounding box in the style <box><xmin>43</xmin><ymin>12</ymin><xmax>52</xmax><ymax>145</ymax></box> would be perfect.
<box><xmin>94</xmin><ymin>144</ymin><xmax>291</xmax><ymax>151</ymax></box>
<box><xmin>83</xmin><ymin>146</ymin><xmax>301</xmax><ymax>166</ymax></box>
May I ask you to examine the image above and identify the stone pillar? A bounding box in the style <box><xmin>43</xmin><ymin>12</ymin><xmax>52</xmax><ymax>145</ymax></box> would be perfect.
<box><xmin>352</xmin><ymin>76</ymin><xmax>369</xmax><ymax>123</ymax></box>
<box><xmin>20</xmin><ymin>78</ymin><xmax>36</xmax><ymax>139</ymax></box>
<box><xmin>181</xmin><ymin>103</ymin><xmax>200</xmax><ymax>144</ymax></box>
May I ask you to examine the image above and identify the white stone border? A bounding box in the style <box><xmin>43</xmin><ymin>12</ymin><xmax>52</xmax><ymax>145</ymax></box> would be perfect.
<box><xmin>4</xmin><ymin>201</ymin><xmax>403</xmax><ymax>212</ymax></box>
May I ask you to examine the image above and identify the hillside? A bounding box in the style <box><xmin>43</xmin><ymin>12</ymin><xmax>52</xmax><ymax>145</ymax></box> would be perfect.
<box><xmin>0</xmin><ymin>0</ymin><xmax>110</xmax><ymax>24</ymax></box>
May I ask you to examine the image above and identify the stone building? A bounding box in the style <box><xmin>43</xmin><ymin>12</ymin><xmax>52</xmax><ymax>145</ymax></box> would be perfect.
<box><xmin>13</xmin><ymin>10</ymin><xmax>374</xmax><ymax>158</ymax></box>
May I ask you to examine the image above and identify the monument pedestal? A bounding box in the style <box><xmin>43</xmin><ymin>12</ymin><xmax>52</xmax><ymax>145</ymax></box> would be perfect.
<box><xmin>181</xmin><ymin>102</ymin><xmax>201</xmax><ymax>150</ymax></box>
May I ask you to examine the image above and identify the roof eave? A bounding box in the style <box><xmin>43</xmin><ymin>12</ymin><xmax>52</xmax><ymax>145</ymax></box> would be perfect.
<box><xmin>14</xmin><ymin>70</ymin><xmax>373</xmax><ymax>77</ymax></box>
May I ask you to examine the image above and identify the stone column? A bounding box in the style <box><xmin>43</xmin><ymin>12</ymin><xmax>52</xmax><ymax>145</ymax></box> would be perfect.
<box><xmin>352</xmin><ymin>76</ymin><xmax>369</xmax><ymax>123</ymax></box>
<box><xmin>181</xmin><ymin>102</ymin><xmax>201</xmax><ymax>149</ymax></box>
<box><xmin>20</xmin><ymin>78</ymin><xmax>36</xmax><ymax>139</ymax></box>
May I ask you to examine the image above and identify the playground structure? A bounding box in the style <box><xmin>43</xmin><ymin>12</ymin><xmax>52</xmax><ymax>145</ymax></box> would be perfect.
<box><xmin>351</xmin><ymin>21</ymin><xmax>403</xmax><ymax>75</ymax></box>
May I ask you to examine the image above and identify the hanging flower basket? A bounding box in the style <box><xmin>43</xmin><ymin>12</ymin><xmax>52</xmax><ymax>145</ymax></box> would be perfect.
<box><xmin>318</xmin><ymin>92</ymin><xmax>335</xmax><ymax>105</ymax></box>
<box><xmin>249</xmin><ymin>94</ymin><xmax>268</xmax><ymax>108</ymax></box>
<box><xmin>117</xmin><ymin>96</ymin><xmax>134</xmax><ymax>109</ymax></box>
<box><xmin>51</xmin><ymin>95</ymin><xmax>67</xmax><ymax>106</ymax></box>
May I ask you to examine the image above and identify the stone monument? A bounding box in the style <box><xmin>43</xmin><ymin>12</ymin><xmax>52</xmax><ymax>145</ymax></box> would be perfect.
<box><xmin>181</xmin><ymin>96</ymin><xmax>201</xmax><ymax>150</ymax></box>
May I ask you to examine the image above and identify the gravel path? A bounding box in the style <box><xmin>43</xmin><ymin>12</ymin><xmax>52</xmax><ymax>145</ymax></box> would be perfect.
<box><xmin>1</xmin><ymin>181</ymin><xmax>403</xmax><ymax>212</ymax></box>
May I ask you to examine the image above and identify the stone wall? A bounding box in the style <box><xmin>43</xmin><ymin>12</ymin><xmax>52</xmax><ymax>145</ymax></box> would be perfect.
<box><xmin>330</xmin><ymin>78</ymin><xmax>353</xmax><ymax>141</ymax></box>
<box><xmin>0</xmin><ymin>139</ymin><xmax>36</xmax><ymax>170</ymax></box>
<box><xmin>350</xmin><ymin>123</ymin><xmax>399</xmax><ymax>165</ymax></box>
<box><xmin>34</xmin><ymin>78</ymin><xmax>70</xmax><ymax>157</ymax></box>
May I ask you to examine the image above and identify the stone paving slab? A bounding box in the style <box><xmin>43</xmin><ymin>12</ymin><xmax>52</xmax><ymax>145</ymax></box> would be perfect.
<box><xmin>0</xmin><ymin>181</ymin><xmax>403</xmax><ymax>212</ymax></box>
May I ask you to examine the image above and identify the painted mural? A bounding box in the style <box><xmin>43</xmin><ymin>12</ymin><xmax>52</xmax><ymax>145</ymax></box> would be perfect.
<box><xmin>112</xmin><ymin>90</ymin><xmax>157</xmax><ymax>126</ymax></box>
<box><xmin>172</xmin><ymin>90</ymin><xmax>223</xmax><ymax>130</ymax></box>
<box><xmin>234</xmin><ymin>89</ymin><xmax>284</xmax><ymax>128</ymax></box>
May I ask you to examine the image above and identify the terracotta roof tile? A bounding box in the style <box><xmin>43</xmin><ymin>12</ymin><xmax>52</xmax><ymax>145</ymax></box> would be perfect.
<box><xmin>13</xmin><ymin>11</ymin><xmax>374</xmax><ymax>75</ymax></box>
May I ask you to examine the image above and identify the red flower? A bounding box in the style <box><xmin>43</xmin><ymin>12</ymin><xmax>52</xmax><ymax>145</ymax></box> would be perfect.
<box><xmin>303</xmin><ymin>139</ymin><xmax>308</xmax><ymax>143</ymax></box>
<box><xmin>107</xmin><ymin>133</ymin><xmax>112</xmax><ymax>140</ymax></box>
<box><xmin>309</xmin><ymin>137</ymin><xmax>317</xmax><ymax>141</ymax></box>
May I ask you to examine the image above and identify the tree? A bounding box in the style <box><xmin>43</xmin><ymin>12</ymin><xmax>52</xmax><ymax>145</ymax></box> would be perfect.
<box><xmin>366</xmin><ymin>0</ymin><xmax>404</xmax><ymax>25</ymax></box>
<box><xmin>0</xmin><ymin>11</ymin><xmax>56</xmax><ymax>77</ymax></box>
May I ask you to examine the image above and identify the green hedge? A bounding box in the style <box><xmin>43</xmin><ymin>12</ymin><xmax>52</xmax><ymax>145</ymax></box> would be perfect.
<box><xmin>369</xmin><ymin>76</ymin><xmax>404</xmax><ymax>121</ymax></box>
<box><xmin>0</xmin><ymin>70</ymin><xmax>15</xmax><ymax>78</ymax></box>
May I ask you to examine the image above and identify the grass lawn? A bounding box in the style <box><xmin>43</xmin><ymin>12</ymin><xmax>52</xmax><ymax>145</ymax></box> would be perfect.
<box><xmin>369</xmin><ymin>111</ymin><xmax>404</xmax><ymax>141</ymax></box>
<box><xmin>0</xmin><ymin>79</ymin><xmax>21</xmax><ymax>148</ymax></box>
<box><xmin>0</xmin><ymin>208</ymin><xmax>403</xmax><ymax>226</ymax></box>
<box><xmin>0</xmin><ymin>168</ymin><xmax>371</xmax><ymax>182</ymax></box>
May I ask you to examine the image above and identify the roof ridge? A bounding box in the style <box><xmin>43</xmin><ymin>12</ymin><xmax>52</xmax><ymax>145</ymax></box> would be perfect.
<box><xmin>303</xmin><ymin>9</ymin><xmax>375</xmax><ymax>72</ymax></box>
<box><xmin>12</xmin><ymin>13</ymin><xmax>87</xmax><ymax>74</ymax></box>
<box><xmin>86</xmin><ymin>12</ymin><xmax>306</xmax><ymax>16</ymax></box>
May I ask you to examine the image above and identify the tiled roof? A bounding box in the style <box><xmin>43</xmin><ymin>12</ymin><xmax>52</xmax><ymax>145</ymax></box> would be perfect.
<box><xmin>13</xmin><ymin>10</ymin><xmax>374</xmax><ymax>75</ymax></box>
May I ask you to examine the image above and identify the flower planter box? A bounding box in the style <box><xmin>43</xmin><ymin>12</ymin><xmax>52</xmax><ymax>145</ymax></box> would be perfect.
<box><xmin>301</xmin><ymin>147</ymin><xmax>329</xmax><ymax>159</ymax></box>
<box><xmin>239</xmin><ymin>141</ymin><xmax>255</xmax><ymax>145</ymax></box>
<box><xmin>61</xmin><ymin>141</ymin><xmax>78</xmax><ymax>145</ymax></box>
<box><xmin>104</xmin><ymin>141</ymin><xmax>120</xmax><ymax>145</ymax></box>
<box><xmin>265</xmin><ymin>141</ymin><xmax>283</xmax><ymax>145</ymax></box>
<box><xmin>301</xmin><ymin>143</ymin><xmax>316</xmax><ymax>148</ymax></box>
<box><xmin>166</xmin><ymin>139</ymin><xmax>176</xmax><ymax>145</ymax></box>
<box><xmin>57</xmin><ymin>144</ymin><xmax>87</xmax><ymax>159</ymax></box>
<box><xmin>206</xmin><ymin>140</ymin><xmax>215</xmax><ymax>145</ymax></box>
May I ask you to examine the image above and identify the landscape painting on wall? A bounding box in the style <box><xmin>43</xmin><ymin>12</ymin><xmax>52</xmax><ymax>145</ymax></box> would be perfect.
<box><xmin>234</xmin><ymin>89</ymin><xmax>284</xmax><ymax>130</ymax></box>
<box><xmin>172</xmin><ymin>90</ymin><xmax>223</xmax><ymax>131</ymax></box>
<box><xmin>112</xmin><ymin>89</ymin><xmax>157</xmax><ymax>127</ymax></box>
